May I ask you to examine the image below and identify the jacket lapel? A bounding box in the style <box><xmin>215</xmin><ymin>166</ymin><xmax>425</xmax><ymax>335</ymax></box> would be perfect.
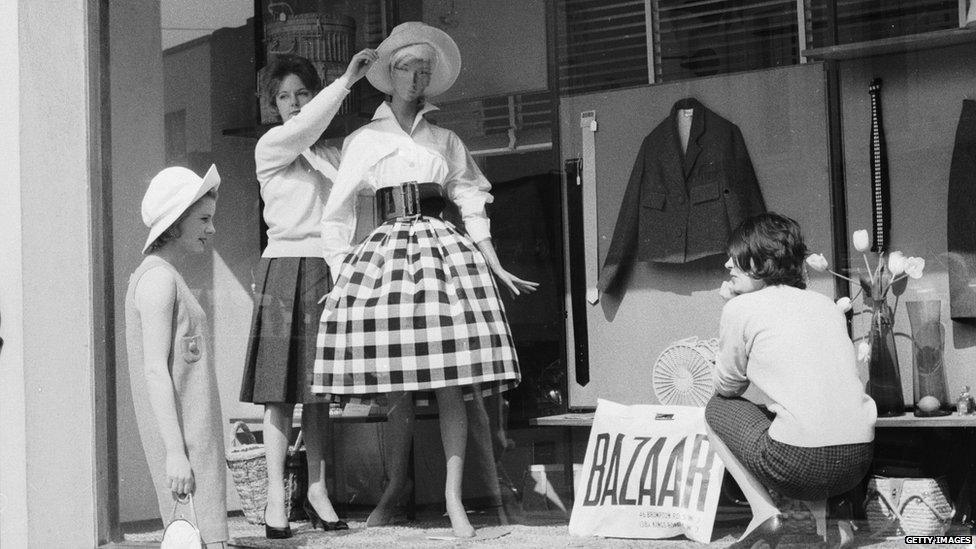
<box><xmin>682</xmin><ymin>105</ymin><xmax>705</xmax><ymax>178</ymax></box>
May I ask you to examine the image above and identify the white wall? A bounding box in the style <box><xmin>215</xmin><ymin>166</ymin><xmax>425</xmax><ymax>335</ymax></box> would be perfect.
<box><xmin>0</xmin><ymin>0</ymin><xmax>100</xmax><ymax>546</ymax></box>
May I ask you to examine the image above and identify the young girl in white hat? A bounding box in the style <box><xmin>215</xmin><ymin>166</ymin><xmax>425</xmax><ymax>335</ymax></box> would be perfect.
<box><xmin>238</xmin><ymin>49</ymin><xmax>376</xmax><ymax>538</ymax></box>
<box><xmin>314</xmin><ymin>22</ymin><xmax>537</xmax><ymax>537</ymax></box>
<box><xmin>124</xmin><ymin>165</ymin><xmax>227</xmax><ymax>547</ymax></box>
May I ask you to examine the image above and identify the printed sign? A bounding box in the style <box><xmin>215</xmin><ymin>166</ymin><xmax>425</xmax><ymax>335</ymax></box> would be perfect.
<box><xmin>568</xmin><ymin>399</ymin><xmax>725</xmax><ymax>543</ymax></box>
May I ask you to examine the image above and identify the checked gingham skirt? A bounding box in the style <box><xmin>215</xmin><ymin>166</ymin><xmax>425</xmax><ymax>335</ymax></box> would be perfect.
<box><xmin>312</xmin><ymin>216</ymin><xmax>520</xmax><ymax>400</ymax></box>
<box><xmin>705</xmin><ymin>395</ymin><xmax>873</xmax><ymax>500</ymax></box>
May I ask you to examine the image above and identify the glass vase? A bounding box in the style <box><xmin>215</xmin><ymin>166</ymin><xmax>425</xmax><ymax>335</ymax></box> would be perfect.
<box><xmin>865</xmin><ymin>301</ymin><xmax>905</xmax><ymax>416</ymax></box>
<box><xmin>906</xmin><ymin>299</ymin><xmax>951</xmax><ymax>416</ymax></box>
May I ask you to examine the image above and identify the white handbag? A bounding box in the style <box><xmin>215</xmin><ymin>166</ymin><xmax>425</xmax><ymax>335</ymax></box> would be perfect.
<box><xmin>160</xmin><ymin>494</ymin><xmax>204</xmax><ymax>549</ymax></box>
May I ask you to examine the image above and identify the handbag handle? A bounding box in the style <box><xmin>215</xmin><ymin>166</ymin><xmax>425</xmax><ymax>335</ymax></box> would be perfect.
<box><xmin>869</xmin><ymin>484</ymin><xmax>954</xmax><ymax>533</ymax></box>
<box><xmin>170</xmin><ymin>493</ymin><xmax>200</xmax><ymax>527</ymax></box>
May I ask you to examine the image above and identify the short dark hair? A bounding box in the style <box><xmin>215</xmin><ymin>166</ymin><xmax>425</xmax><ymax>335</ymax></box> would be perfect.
<box><xmin>727</xmin><ymin>212</ymin><xmax>807</xmax><ymax>289</ymax></box>
<box><xmin>145</xmin><ymin>190</ymin><xmax>218</xmax><ymax>254</ymax></box>
<box><xmin>265</xmin><ymin>55</ymin><xmax>322</xmax><ymax>112</ymax></box>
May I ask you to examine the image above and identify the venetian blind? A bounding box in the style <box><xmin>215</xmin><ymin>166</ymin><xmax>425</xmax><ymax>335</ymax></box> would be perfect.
<box><xmin>652</xmin><ymin>0</ymin><xmax>799</xmax><ymax>82</ymax></box>
<box><xmin>555</xmin><ymin>0</ymin><xmax>650</xmax><ymax>95</ymax></box>
<box><xmin>806</xmin><ymin>0</ymin><xmax>959</xmax><ymax>48</ymax></box>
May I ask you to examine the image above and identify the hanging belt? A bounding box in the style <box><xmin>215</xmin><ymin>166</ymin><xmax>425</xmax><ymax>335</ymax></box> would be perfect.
<box><xmin>375</xmin><ymin>182</ymin><xmax>446</xmax><ymax>222</ymax></box>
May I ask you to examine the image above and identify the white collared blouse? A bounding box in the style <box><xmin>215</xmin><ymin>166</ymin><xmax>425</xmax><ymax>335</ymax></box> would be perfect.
<box><xmin>319</xmin><ymin>101</ymin><xmax>493</xmax><ymax>273</ymax></box>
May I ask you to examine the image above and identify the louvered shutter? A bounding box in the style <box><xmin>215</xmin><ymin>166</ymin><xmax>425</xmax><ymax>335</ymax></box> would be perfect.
<box><xmin>806</xmin><ymin>0</ymin><xmax>959</xmax><ymax>48</ymax></box>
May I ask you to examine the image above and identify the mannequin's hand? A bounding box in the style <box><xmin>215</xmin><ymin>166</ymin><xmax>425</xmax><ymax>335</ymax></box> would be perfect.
<box><xmin>489</xmin><ymin>264</ymin><xmax>539</xmax><ymax>298</ymax></box>
<box><xmin>344</xmin><ymin>49</ymin><xmax>379</xmax><ymax>84</ymax></box>
<box><xmin>166</xmin><ymin>453</ymin><xmax>195</xmax><ymax>496</ymax></box>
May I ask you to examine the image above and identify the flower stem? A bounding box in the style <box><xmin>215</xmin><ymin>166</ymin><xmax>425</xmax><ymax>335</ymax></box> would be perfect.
<box><xmin>827</xmin><ymin>269</ymin><xmax>857</xmax><ymax>284</ymax></box>
<box><xmin>863</xmin><ymin>253</ymin><xmax>874</xmax><ymax>284</ymax></box>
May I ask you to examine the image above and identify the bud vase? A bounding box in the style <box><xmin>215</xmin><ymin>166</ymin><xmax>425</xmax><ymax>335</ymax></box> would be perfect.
<box><xmin>865</xmin><ymin>301</ymin><xmax>905</xmax><ymax>416</ymax></box>
<box><xmin>906</xmin><ymin>299</ymin><xmax>951</xmax><ymax>416</ymax></box>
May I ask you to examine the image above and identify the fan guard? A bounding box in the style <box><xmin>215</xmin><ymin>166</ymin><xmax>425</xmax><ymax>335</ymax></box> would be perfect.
<box><xmin>652</xmin><ymin>337</ymin><xmax>718</xmax><ymax>407</ymax></box>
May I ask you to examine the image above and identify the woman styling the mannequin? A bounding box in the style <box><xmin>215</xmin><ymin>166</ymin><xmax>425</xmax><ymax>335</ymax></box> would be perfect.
<box><xmin>313</xmin><ymin>22</ymin><xmax>537</xmax><ymax>537</ymax></box>
<box><xmin>238</xmin><ymin>49</ymin><xmax>376</xmax><ymax>538</ymax></box>
<box><xmin>709</xmin><ymin>213</ymin><xmax>876</xmax><ymax>548</ymax></box>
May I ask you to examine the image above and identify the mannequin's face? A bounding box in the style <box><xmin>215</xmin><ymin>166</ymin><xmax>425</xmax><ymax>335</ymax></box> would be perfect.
<box><xmin>274</xmin><ymin>74</ymin><xmax>312</xmax><ymax>123</ymax></box>
<box><xmin>725</xmin><ymin>257</ymin><xmax>766</xmax><ymax>295</ymax></box>
<box><xmin>390</xmin><ymin>57</ymin><xmax>432</xmax><ymax>102</ymax></box>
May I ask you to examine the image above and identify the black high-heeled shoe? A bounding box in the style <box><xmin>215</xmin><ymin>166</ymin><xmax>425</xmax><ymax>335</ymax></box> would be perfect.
<box><xmin>264</xmin><ymin>506</ymin><xmax>292</xmax><ymax>539</ymax></box>
<box><xmin>729</xmin><ymin>514</ymin><xmax>784</xmax><ymax>549</ymax></box>
<box><xmin>303</xmin><ymin>499</ymin><xmax>349</xmax><ymax>531</ymax></box>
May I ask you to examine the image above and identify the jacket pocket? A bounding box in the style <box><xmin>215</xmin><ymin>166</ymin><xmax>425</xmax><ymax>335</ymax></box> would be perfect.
<box><xmin>642</xmin><ymin>191</ymin><xmax>666</xmax><ymax>210</ymax></box>
<box><xmin>689</xmin><ymin>182</ymin><xmax>720</xmax><ymax>204</ymax></box>
<box><xmin>180</xmin><ymin>335</ymin><xmax>203</xmax><ymax>363</ymax></box>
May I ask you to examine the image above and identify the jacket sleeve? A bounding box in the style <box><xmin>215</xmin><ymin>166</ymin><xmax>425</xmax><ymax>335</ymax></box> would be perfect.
<box><xmin>598</xmin><ymin>136</ymin><xmax>648</xmax><ymax>295</ymax></box>
<box><xmin>730</xmin><ymin>126</ymin><xmax>765</xmax><ymax>220</ymax></box>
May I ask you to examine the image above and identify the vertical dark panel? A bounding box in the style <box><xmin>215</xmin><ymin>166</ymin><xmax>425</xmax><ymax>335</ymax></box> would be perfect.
<box><xmin>563</xmin><ymin>158</ymin><xmax>590</xmax><ymax>387</ymax></box>
<box><xmin>825</xmin><ymin>0</ymin><xmax>851</xmax><ymax>303</ymax></box>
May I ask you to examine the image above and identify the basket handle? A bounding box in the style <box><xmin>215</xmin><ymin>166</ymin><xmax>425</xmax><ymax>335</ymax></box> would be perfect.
<box><xmin>230</xmin><ymin>421</ymin><xmax>257</xmax><ymax>447</ymax></box>
<box><xmin>899</xmin><ymin>494</ymin><xmax>955</xmax><ymax>523</ymax></box>
<box><xmin>267</xmin><ymin>2</ymin><xmax>293</xmax><ymax>22</ymax></box>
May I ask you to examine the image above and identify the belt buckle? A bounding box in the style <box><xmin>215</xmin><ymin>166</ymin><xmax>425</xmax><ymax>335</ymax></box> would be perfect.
<box><xmin>396</xmin><ymin>181</ymin><xmax>420</xmax><ymax>217</ymax></box>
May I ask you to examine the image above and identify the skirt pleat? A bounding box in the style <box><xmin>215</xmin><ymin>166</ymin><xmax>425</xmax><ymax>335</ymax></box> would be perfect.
<box><xmin>240</xmin><ymin>257</ymin><xmax>332</xmax><ymax>404</ymax></box>
<box><xmin>313</xmin><ymin>217</ymin><xmax>520</xmax><ymax>401</ymax></box>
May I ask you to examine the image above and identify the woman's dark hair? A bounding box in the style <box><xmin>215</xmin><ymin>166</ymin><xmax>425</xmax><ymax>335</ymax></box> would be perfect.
<box><xmin>727</xmin><ymin>212</ymin><xmax>807</xmax><ymax>289</ymax></box>
<box><xmin>145</xmin><ymin>190</ymin><xmax>218</xmax><ymax>254</ymax></box>
<box><xmin>265</xmin><ymin>55</ymin><xmax>322</xmax><ymax>112</ymax></box>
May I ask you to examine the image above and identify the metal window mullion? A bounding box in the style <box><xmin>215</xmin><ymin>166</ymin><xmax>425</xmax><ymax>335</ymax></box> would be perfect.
<box><xmin>645</xmin><ymin>0</ymin><xmax>657</xmax><ymax>83</ymax></box>
<box><xmin>796</xmin><ymin>0</ymin><xmax>808</xmax><ymax>62</ymax></box>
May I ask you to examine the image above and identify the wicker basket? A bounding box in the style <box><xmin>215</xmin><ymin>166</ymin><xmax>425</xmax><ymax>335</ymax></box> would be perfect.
<box><xmin>225</xmin><ymin>422</ymin><xmax>303</xmax><ymax>524</ymax></box>
<box><xmin>257</xmin><ymin>6</ymin><xmax>358</xmax><ymax>124</ymax></box>
<box><xmin>864</xmin><ymin>476</ymin><xmax>954</xmax><ymax>537</ymax></box>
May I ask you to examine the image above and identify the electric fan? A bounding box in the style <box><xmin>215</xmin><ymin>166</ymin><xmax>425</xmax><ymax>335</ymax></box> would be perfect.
<box><xmin>651</xmin><ymin>337</ymin><xmax>718</xmax><ymax>407</ymax></box>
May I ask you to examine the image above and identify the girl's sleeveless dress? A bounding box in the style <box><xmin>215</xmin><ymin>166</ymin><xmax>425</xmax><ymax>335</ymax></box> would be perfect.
<box><xmin>124</xmin><ymin>255</ymin><xmax>227</xmax><ymax>542</ymax></box>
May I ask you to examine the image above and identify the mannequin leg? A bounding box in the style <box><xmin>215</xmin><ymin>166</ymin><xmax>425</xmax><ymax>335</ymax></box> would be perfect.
<box><xmin>465</xmin><ymin>389</ymin><xmax>507</xmax><ymax>524</ymax></box>
<box><xmin>302</xmin><ymin>402</ymin><xmax>340</xmax><ymax>521</ymax></box>
<box><xmin>436</xmin><ymin>386</ymin><xmax>475</xmax><ymax>538</ymax></box>
<box><xmin>264</xmin><ymin>403</ymin><xmax>294</xmax><ymax>528</ymax></box>
<box><xmin>367</xmin><ymin>392</ymin><xmax>415</xmax><ymax>526</ymax></box>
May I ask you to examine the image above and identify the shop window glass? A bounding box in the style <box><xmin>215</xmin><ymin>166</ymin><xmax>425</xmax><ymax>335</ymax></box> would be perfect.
<box><xmin>429</xmin><ymin>92</ymin><xmax>553</xmax><ymax>154</ymax></box>
<box><xmin>806</xmin><ymin>0</ymin><xmax>959</xmax><ymax>48</ymax></box>
<box><xmin>652</xmin><ymin>0</ymin><xmax>799</xmax><ymax>81</ymax></box>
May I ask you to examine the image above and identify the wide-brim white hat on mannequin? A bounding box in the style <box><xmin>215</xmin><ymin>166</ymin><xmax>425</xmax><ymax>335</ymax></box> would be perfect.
<box><xmin>141</xmin><ymin>164</ymin><xmax>220</xmax><ymax>253</ymax></box>
<box><xmin>367</xmin><ymin>21</ymin><xmax>461</xmax><ymax>97</ymax></box>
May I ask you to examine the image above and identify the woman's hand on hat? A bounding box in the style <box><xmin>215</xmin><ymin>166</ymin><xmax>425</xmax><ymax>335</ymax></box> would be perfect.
<box><xmin>166</xmin><ymin>453</ymin><xmax>195</xmax><ymax>496</ymax></box>
<box><xmin>344</xmin><ymin>48</ymin><xmax>379</xmax><ymax>84</ymax></box>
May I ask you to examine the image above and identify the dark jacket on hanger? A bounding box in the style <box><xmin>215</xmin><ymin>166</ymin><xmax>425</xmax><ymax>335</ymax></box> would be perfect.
<box><xmin>599</xmin><ymin>98</ymin><xmax>765</xmax><ymax>295</ymax></box>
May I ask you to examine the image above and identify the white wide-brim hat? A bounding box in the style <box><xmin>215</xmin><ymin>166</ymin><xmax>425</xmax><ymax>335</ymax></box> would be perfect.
<box><xmin>141</xmin><ymin>164</ymin><xmax>220</xmax><ymax>253</ymax></box>
<box><xmin>367</xmin><ymin>21</ymin><xmax>461</xmax><ymax>98</ymax></box>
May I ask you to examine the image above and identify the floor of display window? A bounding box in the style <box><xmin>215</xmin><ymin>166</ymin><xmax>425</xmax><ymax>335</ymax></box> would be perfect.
<box><xmin>117</xmin><ymin>505</ymin><xmax>973</xmax><ymax>548</ymax></box>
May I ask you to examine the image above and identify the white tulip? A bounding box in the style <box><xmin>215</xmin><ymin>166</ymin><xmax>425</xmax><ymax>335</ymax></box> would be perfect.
<box><xmin>852</xmin><ymin>230</ymin><xmax>871</xmax><ymax>252</ymax></box>
<box><xmin>887</xmin><ymin>251</ymin><xmax>907</xmax><ymax>276</ymax></box>
<box><xmin>904</xmin><ymin>257</ymin><xmax>926</xmax><ymax>279</ymax></box>
<box><xmin>805</xmin><ymin>253</ymin><xmax>829</xmax><ymax>272</ymax></box>
<box><xmin>857</xmin><ymin>341</ymin><xmax>871</xmax><ymax>362</ymax></box>
<box><xmin>835</xmin><ymin>297</ymin><xmax>852</xmax><ymax>313</ymax></box>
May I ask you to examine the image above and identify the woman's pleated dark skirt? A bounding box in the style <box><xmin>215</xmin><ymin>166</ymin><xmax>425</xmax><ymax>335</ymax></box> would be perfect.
<box><xmin>240</xmin><ymin>256</ymin><xmax>332</xmax><ymax>404</ymax></box>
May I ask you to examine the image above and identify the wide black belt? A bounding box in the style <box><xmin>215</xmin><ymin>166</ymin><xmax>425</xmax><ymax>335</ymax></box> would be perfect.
<box><xmin>376</xmin><ymin>182</ymin><xmax>446</xmax><ymax>222</ymax></box>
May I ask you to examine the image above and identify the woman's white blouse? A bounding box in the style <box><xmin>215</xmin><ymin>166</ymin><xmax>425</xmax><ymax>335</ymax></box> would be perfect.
<box><xmin>320</xmin><ymin>101</ymin><xmax>493</xmax><ymax>273</ymax></box>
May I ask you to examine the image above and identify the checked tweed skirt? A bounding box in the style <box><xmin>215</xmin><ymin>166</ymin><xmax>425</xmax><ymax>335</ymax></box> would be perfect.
<box><xmin>312</xmin><ymin>216</ymin><xmax>520</xmax><ymax>399</ymax></box>
<box><xmin>705</xmin><ymin>395</ymin><xmax>873</xmax><ymax>500</ymax></box>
